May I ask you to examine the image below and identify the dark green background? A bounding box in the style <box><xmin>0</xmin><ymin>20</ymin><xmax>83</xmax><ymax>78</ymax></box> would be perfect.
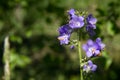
<box><xmin>0</xmin><ymin>0</ymin><xmax>120</xmax><ymax>80</ymax></box>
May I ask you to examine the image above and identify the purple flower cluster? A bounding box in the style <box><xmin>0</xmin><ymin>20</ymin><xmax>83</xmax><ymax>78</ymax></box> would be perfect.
<box><xmin>58</xmin><ymin>9</ymin><xmax>84</xmax><ymax>45</ymax></box>
<box><xmin>58</xmin><ymin>9</ymin><xmax>98</xmax><ymax>45</ymax></box>
<box><xmin>57</xmin><ymin>8</ymin><xmax>105</xmax><ymax>73</ymax></box>
<box><xmin>82</xmin><ymin>38</ymin><xmax>105</xmax><ymax>72</ymax></box>
<box><xmin>82</xmin><ymin>38</ymin><xmax>105</xmax><ymax>73</ymax></box>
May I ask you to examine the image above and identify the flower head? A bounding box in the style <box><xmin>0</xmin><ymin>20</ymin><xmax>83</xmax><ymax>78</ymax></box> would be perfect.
<box><xmin>82</xmin><ymin>38</ymin><xmax>105</xmax><ymax>58</ymax></box>
<box><xmin>86</xmin><ymin>14</ymin><xmax>97</xmax><ymax>36</ymax></box>
<box><xmin>69</xmin><ymin>16</ymin><xmax>84</xmax><ymax>29</ymax></box>
<box><xmin>86</xmin><ymin>25</ymin><xmax>96</xmax><ymax>36</ymax></box>
<box><xmin>86</xmin><ymin>14</ymin><xmax>97</xmax><ymax>25</ymax></box>
<box><xmin>58</xmin><ymin>24</ymin><xmax>72</xmax><ymax>35</ymax></box>
<box><xmin>58</xmin><ymin>24</ymin><xmax>72</xmax><ymax>45</ymax></box>
<box><xmin>95</xmin><ymin>38</ymin><xmax>105</xmax><ymax>50</ymax></box>
<box><xmin>58</xmin><ymin>34</ymin><xmax>70</xmax><ymax>45</ymax></box>
<box><xmin>83</xmin><ymin>60</ymin><xmax>97</xmax><ymax>73</ymax></box>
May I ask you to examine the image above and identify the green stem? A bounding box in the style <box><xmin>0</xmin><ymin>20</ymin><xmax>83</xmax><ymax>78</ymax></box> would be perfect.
<box><xmin>77</xmin><ymin>30</ymin><xmax>83</xmax><ymax>80</ymax></box>
<box><xmin>3</xmin><ymin>36</ymin><xmax>10</xmax><ymax>80</ymax></box>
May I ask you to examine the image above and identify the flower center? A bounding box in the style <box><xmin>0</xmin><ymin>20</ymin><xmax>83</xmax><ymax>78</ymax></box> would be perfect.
<box><xmin>85</xmin><ymin>65</ymin><xmax>91</xmax><ymax>73</ymax></box>
<box><xmin>89</xmin><ymin>47</ymin><xmax>95</xmax><ymax>54</ymax></box>
<box><xmin>74</xmin><ymin>21</ymin><xmax>80</xmax><ymax>27</ymax></box>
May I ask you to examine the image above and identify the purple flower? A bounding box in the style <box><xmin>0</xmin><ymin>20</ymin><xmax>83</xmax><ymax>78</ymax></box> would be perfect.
<box><xmin>70</xmin><ymin>45</ymin><xmax>75</xmax><ymax>49</ymax></box>
<box><xmin>82</xmin><ymin>39</ymin><xmax>100</xmax><ymax>57</ymax></box>
<box><xmin>83</xmin><ymin>60</ymin><xmax>97</xmax><ymax>73</ymax></box>
<box><xmin>82</xmin><ymin>38</ymin><xmax>105</xmax><ymax>58</ymax></box>
<box><xmin>86</xmin><ymin>14</ymin><xmax>97</xmax><ymax>26</ymax></box>
<box><xmin>68</xmin><ymin>9</ymin><xmax>84</xmax><ymax>29</ymax></box>
<box><xmin>95</xmin><ymin>38</ymin><xmax>105</xmax><ymax>50</ymax></box>
<box><xmin>58</xmin><ymin>24</ymin><xmax>72</xmax><ymax>45</ymax></box>
<box><xmin>86</xmin><ymin>25</ymin><xmax>96</xmax><ymax>36</ymax></box>
<box><xmin>86</xmin><ymin>14</ymin><xmax>97</xmax><ymax>36</ymax></box>
<box><xmin>68</xmin><ymin>9</ymin><xmax>76</xmax><ymax>19</ymax></box>
<box><xmin>69</xmin><ymin>16</ymin><xmax>84</xmax><ymax>29</ymax></box>
<box><xmin>58</xmin><ymin>24</ymin><xmax>72</xmax><ymax>35</ymax></box>
<box><xmin>58</xmin><ymin>34</ymin><xmax>70</xmax><ymax>45</ymax></box>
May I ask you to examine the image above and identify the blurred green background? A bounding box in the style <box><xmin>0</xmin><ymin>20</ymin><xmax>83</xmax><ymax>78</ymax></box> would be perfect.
<box><xmin>0</xmin><ymin>0</ymin><xmax>120</xmax><ymax>80</ymax></box>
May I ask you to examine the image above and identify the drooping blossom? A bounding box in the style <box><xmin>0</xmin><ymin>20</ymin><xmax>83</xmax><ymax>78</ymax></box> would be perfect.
<box><xmin>83</xmin><ymin>60</ymin><xmax>97</xmax><ymax>73</ymax></box>
<box><xmin>86</xmin><ymin>25</ymin><xmax>96</xmax><ymax>36</ymax></box>
<box><xmin>82</xmin><ymin>38</ymin><xmax>105</xmax><ymax>58</ymax></box>
<box><xmin>86</xmin><ymin>14</ymin><xmax>97</xmax><ymax>36</ymax></box>
<box><xmin>58</xmin><ymin>24</ymin><xmax>72</xmax><ymax>45</ymax></box>
<box><xmin>58</xmin><ymin>24</ymin><xmax>72</xmax><ymax>35</ymax></box>
<box><xmin>86</xmin><ymin>14</ymin><xmax>97</xmax><ymax>29</ymax></box>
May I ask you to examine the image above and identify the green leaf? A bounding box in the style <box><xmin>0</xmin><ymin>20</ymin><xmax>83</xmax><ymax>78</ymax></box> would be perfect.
<box><xmin>102</xmin><ymin>51</ymin><xmax>112</xmax><ymax>70</ymax></box>
<box><xmin>106</xmin><ymin>21</ymin><xmax>115</xmax><ymax>36</ymax></box>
